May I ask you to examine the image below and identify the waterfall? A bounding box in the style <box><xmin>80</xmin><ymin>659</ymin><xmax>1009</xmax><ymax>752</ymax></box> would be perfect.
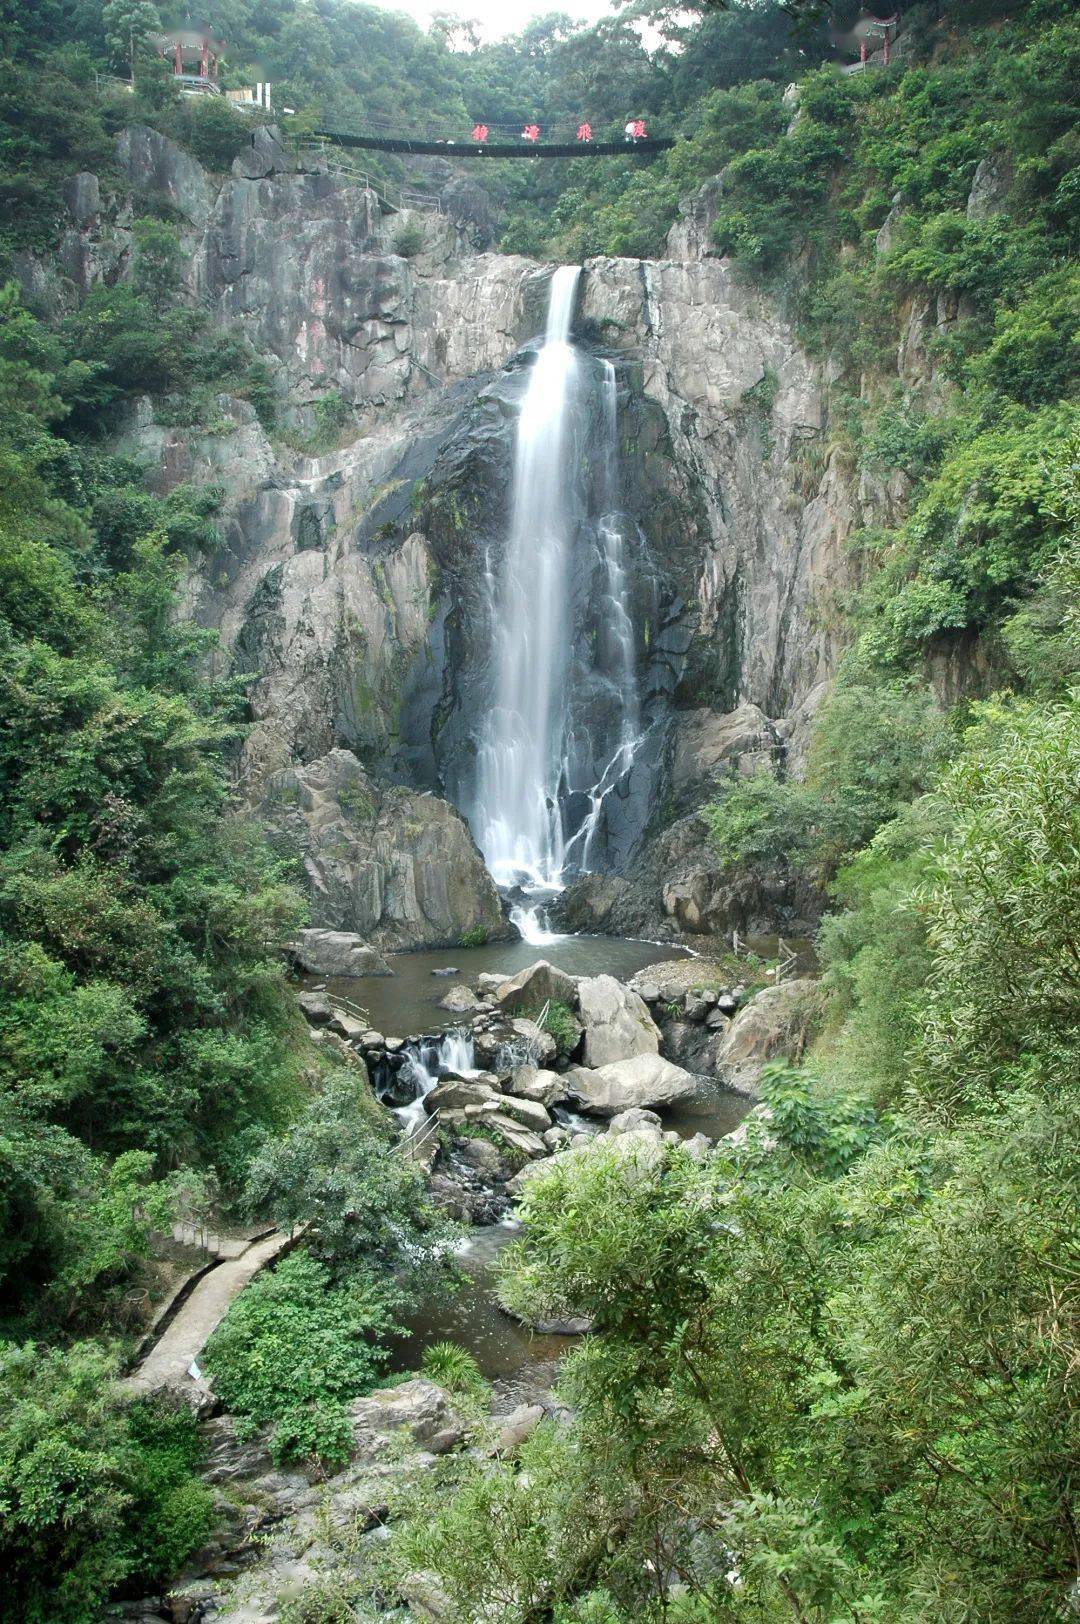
<box><xmin>509</xmin><ymin>901</ymin><xmax>565</xmax><ymax>946</ymax></box>
<box><xmin>564</xmin><ymin>359</ymin><xmax>642</xmax><ymax>875</ymax></box>
<box><xmin>469</xmin><ymin>266</ymin><xmax>644</xmax><ymax>891</ymax></box>
<box><xmin>395</xmin><ymin>1029</ymin><xmax>477</xmax><ymax>1136</ymax></box>
<box><xmin>472</xmin><ymin>266</ymin><xmax>582</xmax><ymax>889</ymax></box>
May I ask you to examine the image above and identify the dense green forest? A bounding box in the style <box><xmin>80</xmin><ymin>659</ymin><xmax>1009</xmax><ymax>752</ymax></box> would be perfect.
<box><xmin>0</xmin><ymin>0</ymin><xmax>1077</xmax><ymax>1618</ymax></box>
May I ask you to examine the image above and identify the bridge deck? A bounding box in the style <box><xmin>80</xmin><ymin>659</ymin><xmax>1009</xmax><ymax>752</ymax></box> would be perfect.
<box><xmin>313</xmin><ymin>128</ymin><xmax>674</xmax><ymax>159</ymax></box>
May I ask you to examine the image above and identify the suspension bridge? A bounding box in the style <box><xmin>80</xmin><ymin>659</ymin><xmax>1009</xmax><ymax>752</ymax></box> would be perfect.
<box><xmin>311</xmin><ymin>127</ymin><xmax>674</xmax><ymax>160</ymax></box>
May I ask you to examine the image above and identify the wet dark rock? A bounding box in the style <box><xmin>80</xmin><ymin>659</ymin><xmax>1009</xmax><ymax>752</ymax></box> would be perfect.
<box><xmin>660</xmin><ymin>1018</ymin><xmax>725</xmax><ymax>1075</ymax></box>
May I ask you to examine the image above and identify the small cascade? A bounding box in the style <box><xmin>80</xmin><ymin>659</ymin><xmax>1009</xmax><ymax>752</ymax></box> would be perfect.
<box><xmin>392</xmin><ymin>1029</ymin><xmax>478</xmax><ymax>1136</ymax></box>
<box><xmin>509</xmin><ymin>899</ymin><xmax>566</xmax><ymax>946</ymax></box>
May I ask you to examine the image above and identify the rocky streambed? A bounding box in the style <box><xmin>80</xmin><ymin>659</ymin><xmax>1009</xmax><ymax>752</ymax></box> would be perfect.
<box><xmin>119</xmin><ymin>949</ymin><xmax>813</xmax><ymax>1623</ymax></box>
<box><xmin>300</xmin><ymin>952</ymin><xmax>773</xmax><ymax>1225</ymax></box>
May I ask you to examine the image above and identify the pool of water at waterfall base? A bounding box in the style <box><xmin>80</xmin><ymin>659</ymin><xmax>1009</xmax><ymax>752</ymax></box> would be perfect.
<box><xmin>386</xmin><ymin>1221</ymin><xmax>572</xmax><ymax>1383</ymax></box>
<box><xmin>311</xmin><ymin>933</ymin><xmax>754</xmax><ymax>1378</ymax></box>
<box><xmin>313</xmin><ymin>933</ymin><xmax>695</xmax><ymax>1038</ymax></box>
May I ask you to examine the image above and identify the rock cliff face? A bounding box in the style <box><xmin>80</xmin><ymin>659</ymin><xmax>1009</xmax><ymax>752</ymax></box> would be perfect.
<box><xmin>26</xmin><ymin>123</ymin><xmax>917</xmax><ymax>942</ymax></box>
<box><xmin>261</xmin><ymin>748</ymin><xmax>510</xmax><ymax>950</ymax></box>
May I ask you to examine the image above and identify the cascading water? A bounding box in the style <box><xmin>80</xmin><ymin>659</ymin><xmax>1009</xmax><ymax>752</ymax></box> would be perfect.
<box><xmin>563</xmin><ymin>359</ymin><xmax>642</xmax><ymax>875</ymax></box>
<box><xmin>509</xmin><ymin>901</ymin><xmax>565</xmax><ymax>946</ymax></box>
<box><xmin>472</xmin><ymin>265</ymin><xmax>582</xmax><ymax>889</ymax></box>
<box><xmin>469</xmin><ymin>269</ymin><xmax>645</xmax><ymax>904</ymax></box>
<box><xmin>393</xmin><ymin>1030</ymin><xmax>477</xmax><ymax>1136</ymax></box>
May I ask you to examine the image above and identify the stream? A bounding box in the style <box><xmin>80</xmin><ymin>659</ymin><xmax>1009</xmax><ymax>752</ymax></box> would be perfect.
<box><xmin>320</xmin><ymin>932</ymin><xmax>751</xmax><ymax>1379</ymax></box>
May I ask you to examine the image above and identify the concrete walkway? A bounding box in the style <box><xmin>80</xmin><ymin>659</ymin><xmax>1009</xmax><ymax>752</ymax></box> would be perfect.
<box><xmin>124</xmin><ymin>1229</ymin><xmax>293</xmax><ymax>1398</ymax></box>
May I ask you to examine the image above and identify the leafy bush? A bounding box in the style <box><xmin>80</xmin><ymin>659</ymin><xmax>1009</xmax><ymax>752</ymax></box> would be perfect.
<box><xmin>916</xmin><ymin>693</ymin><xmax>1080</xmax><ymax>1114</ymax></box>
<box><xmin>703</xmin><ymin>773</ymin><xmax>823</xmax><ymax>875</ymax></box>
<box><xmin>758</xmin><ymin>1061</ymin><xmax>880</xmax><ymax>1177</ymax></box>
<box><xmin>393</xmin><ymin>220</ymin><xmax>425</xmax><ymax>258</ymax></box>
<box><xmin>203</xmin><ymin>1250</ymin><xmax>398</xmax><ymax>1466</ymax></box>
<box><xmin>243</xmin><ymin>1074</ymin><xmax>454</xmax><ymax>1283</ymax></box>
<box><xmin>115</xmin><ymin>1399</ymin><xmax>214</xmax><ymax>1586</ymax></box>
<box><xmin>703</xmin><ymin>682</ymin><xmax>950</xmax><ymax>885</ymax></box>
<box><xmin>0</xmin><ymin>1344</ymin><xmax>212</xmax><ymax>1623</ymax></box>
<box><xmin>0</xmin><ymin>283</ymin><xmax>306</xmax><ymax>1319</ymax></box>
<box><xmin>459</xmin><ymin>923</ymin><xmax>489</xmax><ymax>947</ymax></box>
<box><xmin>420</xmin><ymin>1340</ymin><xmax>488</xmax><ymax>1399</ymax></box>
<box><xmin>165</xmin><ymin>97</ymin><xmax>250</xmax><ymax>170</ymax></box>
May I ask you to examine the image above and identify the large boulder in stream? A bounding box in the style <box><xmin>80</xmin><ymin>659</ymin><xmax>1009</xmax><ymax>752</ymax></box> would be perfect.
<box><xmin>493</xmin><ymin>958</ymin><xmax>578</xmax><ymax>1015</ymax></box>
<box><xmin>424</xmin><ymin>1077</ymin><xmax>500</xmax><ymax>1113</ymax></box>
<box><xmin>577</xmin><ymin>973</ymin><xmax>661</xmax><ymax>1068</ymax></box>
<box><xmin>716</xmin><ymin>978</ymin><xmax>822</xmax><ymax>1095</ymax></box>
<box><xmin>566</xmin><ymin>1053</ymin><xmax>698</xmax><ymax>1116</ymax></box>
<box><xmin>261</xmin><ymin>748</ymin><xmax>510</xmax><ymax>951</ymax></box>
<box><xmin>509</xmin><ymin>1064</ymin><xmax>567</xmax><ymax>1107</ymax></box>
<box><xmin>291</xmin><ymin>928</ymin><xmax>391</xmax><ymax>977</ymax></box>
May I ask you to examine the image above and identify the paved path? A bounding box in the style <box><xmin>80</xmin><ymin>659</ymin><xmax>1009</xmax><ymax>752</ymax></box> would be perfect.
<box><xmin>124</xmin><ymin>1229</ymin><xmax>293</xmax><ymax>1397</ymax></box>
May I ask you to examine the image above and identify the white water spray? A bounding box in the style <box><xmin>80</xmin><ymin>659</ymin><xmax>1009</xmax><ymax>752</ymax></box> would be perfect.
<box><xmin>509</xmin><ymin>901</ymin><xmax>566</xmax><ymax>946</ymax></box>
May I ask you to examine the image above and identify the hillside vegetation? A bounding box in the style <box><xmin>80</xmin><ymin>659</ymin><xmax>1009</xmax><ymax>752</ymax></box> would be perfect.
<box><xmin>0</xmin><ymin>0</ymin><xmax>1077</xmax><ymax>1619</ymax></box>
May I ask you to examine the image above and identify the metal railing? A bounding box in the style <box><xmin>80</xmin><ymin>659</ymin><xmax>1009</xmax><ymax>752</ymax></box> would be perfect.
<box><xmin>398</xmin><ymin>1106</ymin><xmax>441</xmax><ymax>1161</ymax></box>
<box><xmin>302</xmin><ymin>144</ymin><xmax>444</xmax><ymax>216</ymax></box>
<box><xmin>327</xmin><ymin>992</ymin><xmax>369</xmax><ymax>1025</ymax></box>
<box><xmin>730</xmin><ymin>932</ymin><xmax>799</xmax><ymax>985</ymax></box>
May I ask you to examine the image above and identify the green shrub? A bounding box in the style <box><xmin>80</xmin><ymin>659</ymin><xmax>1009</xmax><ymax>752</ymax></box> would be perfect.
<box><xmin>758</xmin><ymin>1060</ymin><xmax>880</xmax><ymax>1177</ymax></box>
<box><xmin>203</xmin><ymin>1250</ymin><xmax>399</xmax><ymax>1467</ymax></box>
<box><xmin>420</xmin><ymin>1340</ymin><xmax>488</xmax><ymax>1398</ymax></box>
<box><xmin>242</xmin><ymin>1074</ymin><xmax>454</xmax><ymax>1282</ymax></box>
<box><xmin>459</xmin><ymin>924</ymin><xmax>489</xmax><ymax>947</ymax></box>
<box><xmin>703</xmin><ymin>683</ymin><xmax>950</xmax><ymax>883</ymax></box>
<box><xmin>116</xmin><ymin>1399</ymin><xmax>214</xmax><ymax>1586</ymax></box>
<box><xmin>393</xmin><ymin>220</ymin><xmax>425</xmax><ymax>258</ymax></box>
<box><xmin>0</xmin><ymin>1345</ymin><xmax>213</xmax><ymax>1622</ymax></box>
<box><xmin>703</xmin><ymin>774</ymin><xmax>823</xmax><ymax>875</ymax></box>
<box><xmin>530</xmin><ymin>997</ymin><xmax>580</xmax><ymax>1056</ymax></box>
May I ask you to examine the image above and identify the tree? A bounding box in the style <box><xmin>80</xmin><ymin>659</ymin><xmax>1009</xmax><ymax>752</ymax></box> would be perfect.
<box><xmin>202</xmin><ymin>1250</ymin><xmax>398</xmax><ymax>1466</ymax></box>
<box><xmin>917</xmin><ymin>694</ymin><xmax>1080</xmax><ymax>1115</ymax></box>
<box><xmin>243</xmin><ymin>1072</ymin><xmax>455</xmax><ymax>1287</ymax></box>
<box><xmin>102</xmin><ymin>0</ymin><xmax>162</xmax><ymax>82</ymax></box>
<box><xmin>0</xmin><ymin>1340</ymin><xmax>131</xmax><ymax>1622</ymax></box>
